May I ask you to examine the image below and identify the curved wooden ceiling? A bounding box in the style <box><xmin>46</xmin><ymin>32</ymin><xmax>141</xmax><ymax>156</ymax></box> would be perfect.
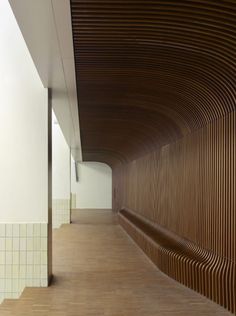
<box><xmin>71</xmin><ymin>0</ymin><xmax>236</xmax><ymax>167</ymax></box>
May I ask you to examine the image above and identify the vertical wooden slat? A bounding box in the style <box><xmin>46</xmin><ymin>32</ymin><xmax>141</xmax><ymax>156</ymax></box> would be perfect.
<box><xmin>114</xmin><ymin>112</ymin><xmax>236</xmax><ymax>314</ymax></box>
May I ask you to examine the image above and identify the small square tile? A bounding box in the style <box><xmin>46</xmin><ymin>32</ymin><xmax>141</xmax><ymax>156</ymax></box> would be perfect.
<box><xmin>12</xmin><ymin>265</ymin><xmax>19</xmax><ymax>279</ymax></box>
<box><xmin>6</xmin><ymin>224</ymin><xmax>13</xmax><ymax>237</ymax></box>
<box><xmin>5</xmin><ymin>265</ymin><xmax>12</xmax><ymax>278</ymax></box>
<box><xmin>6</xmin><ymin>252</ymin><xmax>13</xmax><ymax>265</ymax></box>
<box><xmin>40</xmin><ymin>278</ymin><xmax>48</xmax><ymax>287</ymax></box>
<box><xmin>26</xmin><ymin>265</ymin><xmax>33</xmax><ymax>278</ymax></box>
<box><xmin>20</xmin><ymin>238</ymin><xmax>27</xmax><ymax>251</ymax></box>
<box><xmin>40</xmin><ymin>224</ymin><xmax>47</xmax><ymax>237</ymax></box>
<box><xmin>26</xmin><ymin>279</ymin><xmax>33</xmax><ymax>286</ymax></box>
<box><xmin>20</xmin><ymin>225</ymin><xmax>27</xmax><ymax>237</ymax></box>
<box><xmin>0</xmin><ymin>238</ymin><xmax>5</xmax><ymax>251</ymax></box>
<box><xmin>0</xmin><ymin>252</ymin><xmax>5</xmax><ymax>264</ymax></box>
<box><xmin>33</xmin><ymin>251</ymin><xmax>40</xmax><ymax>264</ymax></box>
<box><xmin>0</xmin><ymin>294</ymin><xmax>4</xmax><ymax>303</ymax></box>
<box><xmin>27</xmin><ymin>224</ymin><xmax>34</xmax><ymax>237</ymax></box>
<box><xmin>6</xmin><ymin>238</ymin><xmax>13</xmax><ymax>251</ymax></box>
<box><xmin>12</xmin><ymin>252</ymin><xmax>19</xmax><ymax>265</ymax></box>
<box><xmin>12</xmin><ymin>224</ymin><xmax>19</xmax><ymax>237</ymax></box>
<box><xmin>0</xmin><ymin>279</ymin><xmax>5</xmax><ymax>291</ymax></box>
<box><xmin>0</xmin><ymin>265</ymin><xmax>5</xmax><ymax>278</ymax></box>
<box><xmin>19</xmin><ymin>265</ymin><xmax>26</xmax><ymax>279</ymax></box>
<box><xmin>19</xmin><ymin>279</ymin><xmax>26</xmax><ymax>290</ymax></box>
<box><xmin>5</xmin><ymin>279</ymin><xmax>12</xmax><ymax>292</ymax></box>
<box><xmin>33</xmin><ymin>224</ymin><xmax>41</xmax><ymax>237</ymax></box>
<box><xmin>20</xmin><ymin>251</ymin><xmax>26</xmax><ymax>265</ymax></box>
<box><xmin>5</xmin><ymin>292</ymin><xmax>12</xmax><ymax>298</ymax></box>
<box><xmin>27</xmin><ymin>238</ymin><xmax>34</xmax><ymax>251</ymax></box>
<box><xmin>0</xmin><ymin>225</ymin><xmax>5</xmax><ymax>237</ymax></box>
<box><xmin>12</xmin><ymin>238</ymin><xmax>20</xmax><ymax>251</ymax></box>
<box><xmin>40</xmin><ymin>251</ymin><xmax>47</xmax><ymax>265</ymax></box>
<box><xmin>33</xmin><ymin>279</ymin><xmax>40</xmax><ymax>287</ymax></box>
<box><xmin>27</xmin><ymin>252</ymin><xmax>33</xmax><ymax>265</ymax></box>
<box><xmin>40</xmin><ymin>265</ymin><xmax>47</xmax><ymax>279</ymax></box>
<box><xmin>40</xmin><ymin>238</ymin><xmax>47</xmax><ymax>251</ymax></box>
<box><xmin>33</xmin><ymin>237</ymin><xmax>41</xmax><ymax>250</ymax></box>
<box><xmin>11</xmin><ymin>291</ymin><xmax>19</xmax><ymax>298</ymax></box>
<box><xmin>34</xmin><ymin>265</ymin><xmax>40</xmax><ymax>278</ymax></box>
<box><xmin>17</xmin><ymin>290</ymin><xmax>21</xmax><ymax>298</ymax></box>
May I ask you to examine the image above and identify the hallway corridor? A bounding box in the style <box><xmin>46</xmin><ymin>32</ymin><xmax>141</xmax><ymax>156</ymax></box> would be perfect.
<box><xmin>0</xmin><ymin>210</ymin><xmax>231</xmax><ymax>315</ymax></box>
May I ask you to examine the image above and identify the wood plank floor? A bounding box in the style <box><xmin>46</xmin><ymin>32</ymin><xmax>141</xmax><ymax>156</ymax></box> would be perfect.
<box><xmin>0</xmin><ymin>210</ymin><xmax>231</xmax><ymax>315</ymax></box>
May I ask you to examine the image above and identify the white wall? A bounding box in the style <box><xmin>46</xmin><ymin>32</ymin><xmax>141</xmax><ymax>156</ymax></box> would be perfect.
<box><xmin>52</xmin><ymin>112</ymin><xmax>70</xmax><ymax>200</ymax></box>
<box><xmin>71</xmin><ymin>162</ymin><xmax>112</xmax><ymax>209</ymax></box>
<box><xmin>0</xmin><ymin>0</ymin><xmax>48</xmax><ymax>223</ymax></box>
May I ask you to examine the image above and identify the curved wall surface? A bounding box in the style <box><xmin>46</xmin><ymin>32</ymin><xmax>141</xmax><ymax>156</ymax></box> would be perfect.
<box><xmin>71</xmin><ymin>0</ymin><xmax>236</xmax><ymax>166</ymax></box>
<box><xmin>71</xmin><ymin>0</ymin><xmax>236</xmax><ymax>313</ymax></box>
<box><xmin>114</xmin><ymin>112</ymin><xmax>235</xmax><ymax>313</ymax></box>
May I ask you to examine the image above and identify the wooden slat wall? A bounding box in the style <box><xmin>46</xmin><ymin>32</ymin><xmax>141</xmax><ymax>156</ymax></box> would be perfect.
<box><xmin>71</xmin><ymin>0</ymin><xmax>236</xmax><ymax>167</ymax></box>
<box><xmin>114</xmin><ymin>111</ymin><xmax>236</xmax><ymax>313</ymax></box>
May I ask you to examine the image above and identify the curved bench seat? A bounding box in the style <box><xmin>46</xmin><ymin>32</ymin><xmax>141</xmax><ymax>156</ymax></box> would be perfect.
<box><xmin>119</xmin><ymin>208</ymin><xmax>236</xmax><ymax>313</ymax></box>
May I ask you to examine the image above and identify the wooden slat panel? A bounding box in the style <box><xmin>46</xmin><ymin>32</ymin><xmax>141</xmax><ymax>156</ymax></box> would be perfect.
<box><xmin>114</xmin><ymin>112</ymin><xmax>236</xmax><ymax>313</ymax></box>
<box><xmin>71</xmin><ymin>0</ymin><xmax>236</xmax><ymax>166</ymax></box>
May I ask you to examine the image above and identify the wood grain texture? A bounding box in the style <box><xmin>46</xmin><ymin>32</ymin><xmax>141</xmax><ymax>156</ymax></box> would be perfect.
<box><xmin>114</xmin><ymin>111</ymin><xmax>236</xmax><ymax>313</ymax></box>
<box><xmin>0</xmin><ymin>210</ymin><xmax>231</xmax><ymax>315</ymax></box>
<box><xmin>71</xmin><ymin>0</ymin><xmax>236</xmax><ymax>166</ymax></box>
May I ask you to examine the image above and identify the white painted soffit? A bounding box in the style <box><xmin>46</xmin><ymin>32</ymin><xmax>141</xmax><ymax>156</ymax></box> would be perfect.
<box><xmin>8</xmin><ymin>0</ymin><xmax>82</xmax><ymax>162</ymax></box>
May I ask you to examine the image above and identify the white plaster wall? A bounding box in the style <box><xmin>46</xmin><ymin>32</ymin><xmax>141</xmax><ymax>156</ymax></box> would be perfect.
<box><xmin>0</xmin><ymin>0</ymin><xmax>48</xmax><ymax>223</ymax></box>
<box><xmin>71</xmin><ymin>161</ymin><xmax>112</xmax><ymax>209</ymax></box>
<box><xmin>52</xmin><ymin>112</ymin><xmax>70</xmax><ymax>200</ymax></box>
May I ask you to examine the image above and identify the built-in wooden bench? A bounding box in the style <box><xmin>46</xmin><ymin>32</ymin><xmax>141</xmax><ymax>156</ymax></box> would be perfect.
<box><xmin>119</xmin><ymin>208</ymin><xmax>236</xmax><ymax>314</ymax></box>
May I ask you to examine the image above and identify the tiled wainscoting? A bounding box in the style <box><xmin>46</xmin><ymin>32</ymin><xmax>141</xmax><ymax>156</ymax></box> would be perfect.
<box><xmin>71</xmin><ymin>194</ymin><xmax>76</xmax><ymax>209</ymax></box>
<box><xmin>52</xmin><ymin>199</ymin><xmax>70</xmax><ymax>229</ymax></box>
<box><xmin>0</xmin><ymin>223</ymin><xmax>48</xmax><ymax>303</ymax></box>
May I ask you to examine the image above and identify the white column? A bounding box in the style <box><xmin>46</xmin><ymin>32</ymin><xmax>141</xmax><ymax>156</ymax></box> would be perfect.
<box><xmin>0</xmin><ymin>0</ymin><xmax>51</xmax><ymax>302</ymax></box>
<box><xmin>52</xmin><ymin>111</ymin><xmax>71</xmax><ymax>228</ymax></box>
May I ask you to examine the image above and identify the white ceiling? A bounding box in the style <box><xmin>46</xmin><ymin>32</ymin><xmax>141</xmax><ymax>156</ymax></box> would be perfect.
<box><xmin>9</xmin><ymin>0</ymin><xmax>82</xmax><ymax>162</ymax></box>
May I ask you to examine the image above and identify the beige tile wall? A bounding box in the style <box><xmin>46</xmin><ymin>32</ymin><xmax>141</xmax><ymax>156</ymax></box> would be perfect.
<box><xmin>0</xmin><ymin>223</ymin><xmax>48</xmax><ymax>303</ymax></box>
<box><xmin>52</xmin><ymin>199</ymin><xmax>70</xmax><ymax>229</ymax></box>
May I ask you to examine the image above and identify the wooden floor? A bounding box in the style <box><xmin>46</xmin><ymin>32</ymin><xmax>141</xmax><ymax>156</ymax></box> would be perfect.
<box><xmin>0</xmin><ymin>210</ymin><xmax>231</xmax><ymax>315</ymax></box>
